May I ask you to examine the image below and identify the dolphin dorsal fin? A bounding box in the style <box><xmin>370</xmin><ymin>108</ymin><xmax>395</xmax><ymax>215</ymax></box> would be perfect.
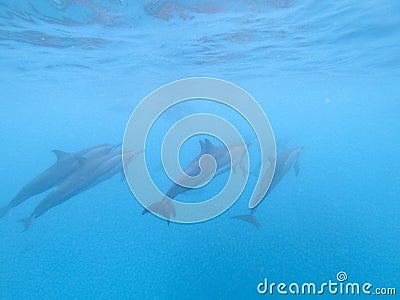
<box><xmin>204</xmin><ymin>138</ymin><xmax>215</xmax><ymax>153</ymax></box>
<box><xmin>52</xmin><ymin>150</ymin><xmax>70</xmax><ymax>161</ymax></box>
<box><xmin>199</xmin><ymin>140</ymin><xmax>206</xmax><ymax>154</ymax></box>
<box><xmin>199</xmin><ymin>138</ymin><xmax>216</xmax><ymax>154</ymax></box>
<box><xmin>76</xmin><ymin>156</ymin><xmax>87</xmax><ymax>166</ymax></box>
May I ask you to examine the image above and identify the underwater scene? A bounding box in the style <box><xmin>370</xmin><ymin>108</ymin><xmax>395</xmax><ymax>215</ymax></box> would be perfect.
<box><xmin>0</xmin><ymin>0</ymin><xmax>399</xmax><ymax>299</ymax></box>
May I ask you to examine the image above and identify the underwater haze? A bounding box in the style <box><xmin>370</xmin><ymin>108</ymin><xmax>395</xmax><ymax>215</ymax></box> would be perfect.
<box><xmin>0</xmin><ymin>0</ymin><xmax>399</xmax><ymax>299</ymax></box>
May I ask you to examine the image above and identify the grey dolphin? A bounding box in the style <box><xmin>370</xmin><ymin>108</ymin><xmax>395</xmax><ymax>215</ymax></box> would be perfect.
<box><xmin>165</xmin><ymin>139</ymin><xmax>230</xmax><ymax>199</ymax></box>
<box><xmin>19</xmin><ymin>150</ymin><xmax>139</xmax><ymax>230</ymax></box>
<box><xmin>231</xmin><ymin>146</ymin><xmax>303</xmax><ymax>228</ymax></box>
<box><xmin>0</xmin><ymin>144</ymin><xmax>119</xmax><ymax>218</ymax></box>
<box><xmin>143</xmin><ymin>139</ymin><xmax>248</xmax><ymax>222</ymax></box>
<box><xmin>267</xmin><ymin>147</ymin><xmax>303</xmax><ymax>191</ymax></box>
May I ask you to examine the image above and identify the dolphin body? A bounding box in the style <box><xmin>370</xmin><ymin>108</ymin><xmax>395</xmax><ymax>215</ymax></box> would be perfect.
<box><xmin>0</xmin><ymin>144</ymin><xmax>119</xmax><ymax>218</ymax></box>
<box><xmin>19</xmin><ymin>150</ymin><xmax>139</xmax><ymax>230</ymax></box>
<box><xmin>165</xmin><ymin>139</ymin><xmax>230</xmax><ymax>199</ymax></box>
<box><xmin>231</xmin><ymin>146</ymin><xmax>303</xmax><ymax>228</ymax></box>
<box><xmin>142</xmin><ymin>138</ymin><xmax>248</xmax><ymax>222</ymax></box>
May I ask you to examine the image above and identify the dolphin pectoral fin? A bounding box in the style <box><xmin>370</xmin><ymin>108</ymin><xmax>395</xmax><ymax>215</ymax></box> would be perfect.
<box><xmin>143</xmin><ymin>199</ymin><xmax>175</xmax><ymax>221</ymax></box>
<box><xmin>18</xmin><ymin>216</ymin><xmax>34</xmax><ymax>232</ymax></box>
<box><xmin>52</xmin><ymin>150</ymin><xmax>71</xmax><ymax>161</ymax></box>
<box><xmin>166</xmin><ymin>199</ymin><xmax>176</xmax><ymax>218</ymax></box>
<box><xmin>231</xmin><ymin>214</ymin><xmax>260</xmax><ymax>228</ymax></box>
<box><xmin>0</xmin><ymin>205</ymin><xmax>11</xmax><ymax>218</ymax></box>
<box><xmin>294</xmin><ymin>161</ymin><xmax>300</xmax><ymax>176</ymax></box>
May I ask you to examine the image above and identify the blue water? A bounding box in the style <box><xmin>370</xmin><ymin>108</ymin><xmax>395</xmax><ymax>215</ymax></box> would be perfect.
<box><xmin>1</xmin><ymin>0</ymin><xmax>399</xmax><ymax>299</ymax></box>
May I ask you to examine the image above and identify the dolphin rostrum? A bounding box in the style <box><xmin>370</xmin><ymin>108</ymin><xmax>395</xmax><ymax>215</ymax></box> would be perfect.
<box><xmin>231</xmin><ymin>146</ymin><xmax>303</xmax><ymax>228</ymax></box>
<box><xmin>18</xmin><ymin>150</ymin><xmax>139</xmax><ymax>230</ymax></box>
<box><xmin>142</xmin><ymin>138</ymin><xmax>248</xmax><ymax>222</ymax></box>
<box><xmin>0</xmin><ymin>144</ymin><xmax>119</xmax><ymax>218</ymax></box>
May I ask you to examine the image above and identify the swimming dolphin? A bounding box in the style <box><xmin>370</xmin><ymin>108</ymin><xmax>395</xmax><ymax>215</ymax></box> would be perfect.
<box><xmin>142</xmin><ymin>139</ymin><xmax>248</xmax><ymax>222</ymax></box>
<box><xmin>0</xmin><ymin>144</ymin><xmax>119</xmax><ymax>218</ymax></box>
<box><xmin>231</xmin><ymin>146</ymin><xmax>303</xmax><ymax>228</ymax></box>
<box><xmin>18</xmin><ymin>150</ymin><xmax>139</xmax><ymax>230</ymax></box>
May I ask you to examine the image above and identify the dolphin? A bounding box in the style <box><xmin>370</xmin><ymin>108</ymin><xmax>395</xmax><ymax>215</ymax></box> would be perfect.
<box><xmin>0</xmin><ymin>144</ymin><xmax>120</xmax><ymax>219</ymax></box>
<box><xmin>18</xmin><ymin>150</ymin><xmax>139</xmax><ymax>230</ymax></box>
<box><xmin>231</xmin><ymin>146</ymin><xmax>303</xmax><ymax>228</ymax></box>
<box><xmin>142</xmin><ymin>139</ymin><xmax>248</xmax><ymax>222</ymax></box>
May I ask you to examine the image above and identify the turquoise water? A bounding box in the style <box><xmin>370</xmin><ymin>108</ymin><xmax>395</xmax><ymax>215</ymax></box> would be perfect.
<box><xmin>1</xmin><ymin>0</ymin><xmax>399</xmax><ymax>299</ymax></box>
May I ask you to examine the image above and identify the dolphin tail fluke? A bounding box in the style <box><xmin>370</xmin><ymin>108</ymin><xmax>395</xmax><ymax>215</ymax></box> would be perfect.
<box><xmin>18</xmin><ymin>216</ymin><xmax>34</xmax><ymax>232</ymax></box>
<box><xmin>231</xmin><ymin>213</ymin><xmax>260</xmax><ymax>228</ymax></box>
<box><xmin>0</xmin><ymin>205</ymin><xmax>11</xmax><ymax>218</ymax></box>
